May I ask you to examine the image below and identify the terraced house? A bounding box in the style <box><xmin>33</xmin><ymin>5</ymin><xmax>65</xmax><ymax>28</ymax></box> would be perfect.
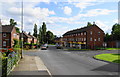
<box><xmin>63</xmin><ymin>23</ymin><xmax>105</xmax><ymax>49</ymax></box>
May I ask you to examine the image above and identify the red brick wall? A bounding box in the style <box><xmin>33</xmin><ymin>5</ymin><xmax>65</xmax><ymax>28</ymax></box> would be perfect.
<box><xmin>2</xmin><ymin>33</ymin><xmax>11</xmax><ymax>48</ymax></box>
<box><xmin>87</xmin><ymin>26</ymin><xmax>105</xmax><ymax>49</ymax></box>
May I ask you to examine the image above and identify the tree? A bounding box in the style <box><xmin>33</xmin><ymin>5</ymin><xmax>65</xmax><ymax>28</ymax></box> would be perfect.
<box><xmin>42</xmin><ymin>22</ymin><xmax>47</xmax><ymax>43</ymax></box>
<box><xmin>15</xmin><ymin>27</ymin><xmax>20</xmax><ymax>33</ymax></box>
<box><xmin>33</xmin><ymin>24</ymin><xmax>38</xmax><ymax>38</ymax></box>
<box><xmin>28</xmin><ymin>32</ymin><xmax>31</xmax><ymax>35</ymax></box>
<box><xmin>104</xmin><ymin>33</ymin><xmax>111</xmax><ymax>42</ymax></box>
<box><xmin>111</xmin><ymin>23</ymin><xmax>120</xmax><ymax>40</ymax></box>
<box><xmin>10</xmin><ymin>19</ymin><xmax>17</xmax><ymax>26</ymax></box>
<box><xmin>38</xmin><ymin>26</ymin><xmax>42</xmax><ymax>43</ymax></box>
<box><xmin>46</xmin><ymin>31</ymin><xmax>54</xmax><ymax>44</ymax></box>
<box><xmin>87</xmin><ymin>22</ymin><xmax>92</xmax><ymax>26</ymax></box>
<box><xmin>9</xmin><ymin>19</ymin><xmax>20</xmax><ymax>33</ymax></box>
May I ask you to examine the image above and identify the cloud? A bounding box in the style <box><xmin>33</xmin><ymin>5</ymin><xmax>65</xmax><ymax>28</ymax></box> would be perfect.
<box><xmin>63</xmin><ymin>6</ymin><xmax>72</xmax><ymax>15</ymax></box>
<box><xmin>95</xmin><ymin>20</ymin><xmax>112</xmax><ymax>33</ymax></box>
<box><xmin>74</xmin><ymin>2</ymin><xmax>96</xmax><ymax>9</ymax></box>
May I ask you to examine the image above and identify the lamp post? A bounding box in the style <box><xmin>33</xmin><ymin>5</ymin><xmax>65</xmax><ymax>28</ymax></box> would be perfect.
<box><xmin>21</xmin><ymin>0</ymin><xmax>23</xmax><ymax>59</ymax></box>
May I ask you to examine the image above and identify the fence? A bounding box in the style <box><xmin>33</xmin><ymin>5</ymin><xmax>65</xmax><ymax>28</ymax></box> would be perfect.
<box><xmin>2</xmin><ymin>52</ymin><xmax>20</xmax><ymax>77</ymax></box>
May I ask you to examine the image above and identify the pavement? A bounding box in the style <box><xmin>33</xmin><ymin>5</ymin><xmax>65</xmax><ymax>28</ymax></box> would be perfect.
<box><xmin>9</xmin><ymin>54</ymin><xmax>51</xmax><ymax>76</ymax></box>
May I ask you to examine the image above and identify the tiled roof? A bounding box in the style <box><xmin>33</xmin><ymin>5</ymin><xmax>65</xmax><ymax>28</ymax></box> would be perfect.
<box><xmin>63</xmin><ymin>24</ymin><xmax>103</xmax><ymax>36</ymax></box>
<box><xmin>2</xmin><ymin>25</ymin><xmax>14</xmax><ymax>32</ymax></box>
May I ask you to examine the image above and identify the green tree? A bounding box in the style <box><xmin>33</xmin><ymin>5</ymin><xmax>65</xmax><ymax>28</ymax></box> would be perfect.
<box><xmin>46</xmin><ymin>31</ymin><xmax>54</xmax><ymax>44</ymax></box>
<box><xmin>104</xmin><ymin>33</ymin><xmax>111</xmax><ymax>42</ymax></box>
<box><xmin>111</xmin><ymin>23</ymin><xmax>120</xmax><ymax>40</ymax></box>
<box><xmin>33</xmin><ymin>24</ymin><xmax>38</xmax><ymax>38</ymax></box>
<box><xmin>38</xmin><ymin>26</ymin><xmax>42</xmax><ymax>43</ymax></box>
<box><xmin>42</xmin><ymin>22</ymin><xmax>47</xmax><ymax>43</ymax></box>
<box><xmin>10</xmin><ymin>19</ymin><xmax>17</xmax><ymax>26</ymax></box>
<box><xmin>15</xmin><ymin>27</ymin><xmax>20</xmax><ymax>33</ymax></box>
<box><xmin>87</xmin><ymin>22</ymin><xmax>92</xmax><ymax>26</ymax></box>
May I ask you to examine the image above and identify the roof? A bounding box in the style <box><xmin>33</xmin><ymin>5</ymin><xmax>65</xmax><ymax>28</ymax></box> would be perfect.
<box><xmin>29</xmin><ymin>35</ymin><xmax>37</xmax><ymax>39</ymax></box>
<box><xmin>20</xmin><ymin>32</ymin><xmax>31</xmax><ymax>38</ymax></box>
<box><xmin>63</xmin><ymin>24</ymin><xmax>104</xmax><ymax>36</ymax></box>
<box><xmin>2</xmin><ymin>25</ymin><xmax>14</xmax><ymax>33</ymax></box>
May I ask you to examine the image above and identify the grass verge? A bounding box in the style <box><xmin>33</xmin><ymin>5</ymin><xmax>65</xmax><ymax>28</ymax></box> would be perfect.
<box><xmin>94</xmin><ymin>54</ymin><xmax>120</xmax><ymax>64</ymax></box>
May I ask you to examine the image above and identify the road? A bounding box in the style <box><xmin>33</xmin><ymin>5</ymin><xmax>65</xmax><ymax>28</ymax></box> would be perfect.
<box><xmin>24</xmin><ymin>45</ymin><xmax>119</xmax><ymax>76</ymax></box>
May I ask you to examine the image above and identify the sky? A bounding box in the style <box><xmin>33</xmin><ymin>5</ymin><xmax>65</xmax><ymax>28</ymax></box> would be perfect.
<box><xmin>0</xmin><ymin>0</ymin><xmax>119</xmax><ymax>37</ymax></box>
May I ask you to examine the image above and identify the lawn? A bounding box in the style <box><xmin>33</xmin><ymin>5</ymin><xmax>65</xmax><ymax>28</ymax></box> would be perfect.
<box><xmin>65</xmin><ymin>49</ymin><xmax>91</xmax><ymax>51</ymax></box>
<box><xmin>105</xmin><ymin>48</ymin><xmax>120</xmax><ymax>50</ymax></box>
<box><xmin>94</xmin><ymin>54</ymin><xmax>120</xmax><ymax>64</ymax></box>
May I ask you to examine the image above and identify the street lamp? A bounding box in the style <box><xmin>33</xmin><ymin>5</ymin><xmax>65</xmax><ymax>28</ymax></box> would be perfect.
<box><xmin>21</xmin><ymin>0</ymin><xmax>23</xmax><ymax>59</ymax></box>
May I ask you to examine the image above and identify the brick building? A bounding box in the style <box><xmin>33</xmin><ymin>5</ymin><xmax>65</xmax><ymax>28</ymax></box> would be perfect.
<box><xmin>20</xmin><ymin>32</ymin><xmax>37</xmax><ymax>45</ymax></box>
<box><xmin>63</xmin><ymin>23</ymin><xmax>105</xmax><ymax>49</ymax></box>
<box><xmin>1</xmin><ymin>25</ymin><xmax>19</xmax><ymax>48</ymax></box>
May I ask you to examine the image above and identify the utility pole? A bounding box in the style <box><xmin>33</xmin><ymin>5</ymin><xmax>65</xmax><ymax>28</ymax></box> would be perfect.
<box><xmin>21</xmin><ymin>0</ymin><xmax>23</xmax><ymax>59</ymax></box>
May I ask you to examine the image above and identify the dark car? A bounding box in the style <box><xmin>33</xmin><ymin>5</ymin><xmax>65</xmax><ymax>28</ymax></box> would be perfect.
<box><xmin>56</xmin><ymin>45</ymin><xmax>63</xmax><ymax>49</ymax></box>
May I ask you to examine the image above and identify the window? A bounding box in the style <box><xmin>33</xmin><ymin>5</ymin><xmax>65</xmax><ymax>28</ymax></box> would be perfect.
<box><xmin>90</xmin><ymin>31</ymin><xmax>92</xmax><ymax>35</ymax></box>
<box><xmin>14</xmin><ymin>34</ymin><xmax>17</xmax><ymax>38</ymax></box>
<box><xmin>3</xmin><ymin>33</ymin><xmax>6</xmax><ymax>37</ymax></box>
<box><xmin>82</xmin><ymin>38</ymin><xmax>83</xmax><ymax>41</ymax></box>
<box><xmin>98</xmin><ymin>32</ymin><xmax>100</xmax><ymax>34</ymax></box>
<box><xmin>94</xmin><ymin>39</ymin><xmax>97</xmax><ymax>41</ymax></box>
<box><xmin>84</xmin><ymin>32</ymin><xmax>86</xmax><ymax>35</ymax></box>
<box><xmin>84</xmin><ymin>38</ymin><xmax>86</xmax><ymax>41</ymax></box>
<box><xmin>3</xmin><ymin>41</ymin><xmax>6</xmax><ymax>46</ymax></box>
<box><xmin>98</xmin><ymin>38</ymin><xmax>100</xmax><ymax>41</ymax></box>
<box><xmin>90</xmin><ymin>38</ymin><xmax>92</xmax><ymax>41</ymax></box>
<box><xmin>81</xmin><ymin>33</ymin><xmax>83</xmax><ymax>35</ymax></box>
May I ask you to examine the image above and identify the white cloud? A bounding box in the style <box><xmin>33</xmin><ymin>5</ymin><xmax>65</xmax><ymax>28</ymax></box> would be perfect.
<box><xmin>63</xmin><ymin>6</ymin><xmax>72</xmax><ymax>15</ymax></box>
<box><xmin>95</xmin><ymin>20</ymin><xmax>112</xmax><ymax>33</ymax></box>
<box><xmin>74</xmin><ymin>2</ymin><xmax>96</xmax><ymax>9</ymax></box>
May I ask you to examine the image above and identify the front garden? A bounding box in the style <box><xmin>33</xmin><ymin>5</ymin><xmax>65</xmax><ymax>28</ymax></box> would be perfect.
<box><xmin>0</xmin><ymin>47</ymin><xmax>21</xmax><ymax>77</ymax></box>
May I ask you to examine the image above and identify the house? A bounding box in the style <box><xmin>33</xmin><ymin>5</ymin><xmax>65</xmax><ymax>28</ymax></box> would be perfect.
<box><xmin>0</xmin><ymin>25</ymin><xmax>19</xmax><ymax>48</ymax></box>
<box><xmin>29</xmin><ymin>35</ymin><xmax>37</xmax><ymax>44</ymax></box>
<box><xmin>20</xmin><ymin>32</ymin><xmax>32</xmax><ymax>44</ymax></box>
<box><xmin>20</xmin><ymin>32</ymin><xmax>38</xmax><ymax>44</ymax></box>
<box><xmin>63</xmin><ymin>23</ymin><xmax>105</xmax><ymax>49</ymax></box>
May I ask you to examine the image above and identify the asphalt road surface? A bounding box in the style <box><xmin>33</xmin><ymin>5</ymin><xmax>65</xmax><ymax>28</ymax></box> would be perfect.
<box><xmin>24</xmin><ymin>45</ymin><xmax>119</xmax><ymax>77</ymax></box>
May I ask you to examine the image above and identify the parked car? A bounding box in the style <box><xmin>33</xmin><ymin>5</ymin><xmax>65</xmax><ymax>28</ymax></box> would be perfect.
<box><xmin>56</xmin><ymin>45</ymin><xmax>63</xmax><ymax>49</ymax></box>
<box><xmin>44</xmin><ymin>44</ymin><xmax>48</xmax><ymax>48</ymax></box>
<box><xmin>41</xmin><ymin>45</ymin><xmax>47</xmax><ymax>50</ymax></box>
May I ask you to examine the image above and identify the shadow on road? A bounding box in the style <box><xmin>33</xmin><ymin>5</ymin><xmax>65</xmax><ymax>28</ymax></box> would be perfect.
<box><xmin>91</xmin><ymin>63</ymin><xmax>119</xmax><ymax>72</ymax></box>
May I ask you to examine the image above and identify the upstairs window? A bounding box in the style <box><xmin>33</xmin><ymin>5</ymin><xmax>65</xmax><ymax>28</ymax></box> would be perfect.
<box><xmin>3</xmin><ymin>33</ymin><xmax>6</xmax><ymax>37</ymax></box>
<box><xmin>90</xmin><ymin>31</ymin><xmax>92</xmax><ymax>35</ymax></box>
<box><xmin>98</xmin><ymin>32</ymin><xmax>100</xmax><ymax>35</ymax></box>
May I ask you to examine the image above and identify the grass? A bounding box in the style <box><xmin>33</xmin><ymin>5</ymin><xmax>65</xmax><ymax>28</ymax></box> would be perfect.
<box><xmin>105</xmin><ymin>48</ymin><xmax>120</xmax><ymax>50</ymax></box>
<box><xmin>94</xmin><ymin>54</ymin><xmax>120</xmax><ymax>64</ymax></box>
<box><xmin>65</xmin><ymin>49</ymin><xmax>91</xmax><ymax>51</ymax></box>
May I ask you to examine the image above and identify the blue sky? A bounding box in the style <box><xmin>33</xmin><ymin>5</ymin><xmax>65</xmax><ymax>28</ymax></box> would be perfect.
<box><xmin>0</xmin><ymin>0</ymin><xmax>119</xmax><ymax>36</ymax></box>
